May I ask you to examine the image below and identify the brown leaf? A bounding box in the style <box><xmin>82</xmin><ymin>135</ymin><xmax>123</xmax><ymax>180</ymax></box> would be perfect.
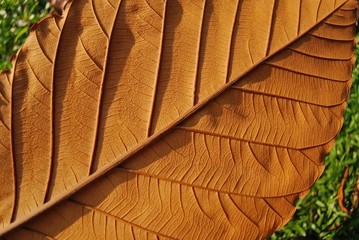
<box><xmin>338</xmin><ymin>166</ymin><xmax>350</xmax><ymax>215</ymax></box>
<box><xmin>0</xmin><ymin>0</ymin><xmax>357</xmax><ymax>239</ymax></box>
<box><xmin>48</xmin><ymin>0</ymin><xmax>70</xmax><ymax>13</ymax></box>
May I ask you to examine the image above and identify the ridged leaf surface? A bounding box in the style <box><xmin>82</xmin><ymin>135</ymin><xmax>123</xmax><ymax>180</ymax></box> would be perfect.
<box><xmin>0</xmin><ymin>0</ymin><xmax>357</xmax><ymax>239</ymax></box>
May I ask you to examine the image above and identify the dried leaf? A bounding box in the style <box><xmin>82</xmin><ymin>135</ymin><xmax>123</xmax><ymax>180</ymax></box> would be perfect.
<box><xmin>0</xmin><ymin>0</ymin><xmax>357</xmax><ymax>239</ymax></box>
<box><xmin>48</xmin><ymin>0</ymin><xmax>69</xmax><ymax>13</ymax></box>
<box><xmin>338</xmin><ymin>166</ymin><xmax>350</xmax><ymax>215</ymax></box>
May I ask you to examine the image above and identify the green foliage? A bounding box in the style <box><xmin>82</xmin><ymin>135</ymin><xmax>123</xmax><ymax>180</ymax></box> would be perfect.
<box><xmin>0</xmin><ymin>2</ymin><xmax>359</xmax><ymax>239</ymax></box>
<box><xmin>0</xmin><ymin>0</ymin><xmax>50</xmax><ymax>70</ymax></box>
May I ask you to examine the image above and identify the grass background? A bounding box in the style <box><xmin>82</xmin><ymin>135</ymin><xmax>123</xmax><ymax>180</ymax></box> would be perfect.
<box><xmin>0</xmin><ymin>0</ymin><xmax>358</xmax><ymax>239</ymax></box>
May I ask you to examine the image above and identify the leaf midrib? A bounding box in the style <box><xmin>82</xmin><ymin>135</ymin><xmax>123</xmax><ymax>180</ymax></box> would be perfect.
<box><xmin>0</xmin><ymin>0</ymin><xmax>351</xmax><ymax>235</ymax></box>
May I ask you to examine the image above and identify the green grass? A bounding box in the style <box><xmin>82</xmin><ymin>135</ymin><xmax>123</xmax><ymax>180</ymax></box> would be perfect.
<box><xmin>1</xmin><ymin>1</ymin><xmax>359</xmax><ymax>239</ymax></box>
<box><xmin>0</xmin><ymin>0</ymin><xmax>50</xmax><ymax>70</ymax></box>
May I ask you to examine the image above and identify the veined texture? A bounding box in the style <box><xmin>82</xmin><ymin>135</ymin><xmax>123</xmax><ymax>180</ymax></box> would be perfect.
<box><xmin>0</xmin><ymin>0</ymin><xmax>357</xmax><ymax>239</ymax></box>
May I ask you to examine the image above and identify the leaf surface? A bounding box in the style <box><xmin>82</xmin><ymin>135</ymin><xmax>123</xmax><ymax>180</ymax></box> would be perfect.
<box><xmin>0</xmin><ymin>0</ymin><xmax>357</xmax><ymax>239</ymax></box>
